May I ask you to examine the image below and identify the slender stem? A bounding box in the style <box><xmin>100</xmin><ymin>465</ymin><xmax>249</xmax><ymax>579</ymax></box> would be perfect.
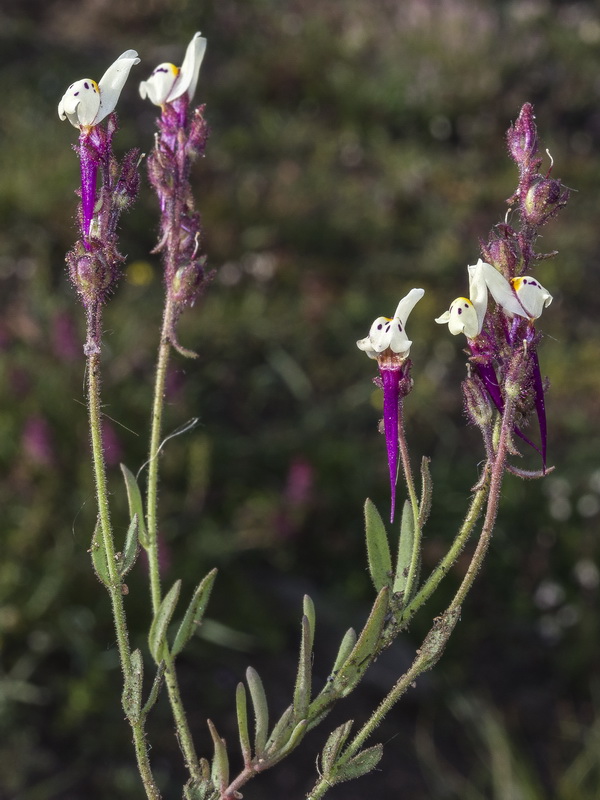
<box><xmin>144</xmin><ymin>300</ymin><xmax>203</xmax><ymax>786</ymax></box>
<box><xmin>399</xmin><ymin>460</ymin><xmax>491</xmax><ymax>622</ymax></box>
<box><xmin>87</xmin><ymin>351</ymin><xmax>161</xmax><ymax>800</ymax></box>
<box><xmin>448</xmin><ymin>397</ymin><xmax>514</xmax><ymax>612</ymax></box>
<box><xmin>146</xmin><ymin>298</ymin><xmax>173</xmax><ymax>615</ymax></box>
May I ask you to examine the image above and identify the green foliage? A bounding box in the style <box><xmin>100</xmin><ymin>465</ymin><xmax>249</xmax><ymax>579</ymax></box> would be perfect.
<box><xmin>0</xmin><ymin>1</ymin><xmax>599</xmax><ymax>797</ymax></box>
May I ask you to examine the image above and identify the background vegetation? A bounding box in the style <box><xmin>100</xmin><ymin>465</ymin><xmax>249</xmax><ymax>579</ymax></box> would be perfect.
<box><xmin>1</xmin><ymin>0</ymin><xmax>599</xmax><ymax>797</ymax></box>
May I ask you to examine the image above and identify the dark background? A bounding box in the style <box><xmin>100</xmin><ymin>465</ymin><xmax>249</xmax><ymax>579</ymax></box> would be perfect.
<box><xmin>1</xmin><ymin>0</ymin><xmax>599</xmax><ymax>797</ymax></box>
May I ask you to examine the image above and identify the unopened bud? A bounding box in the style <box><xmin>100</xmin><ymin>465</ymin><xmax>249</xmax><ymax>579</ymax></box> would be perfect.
<box><xmin>523</xmin><ymin>176</ymin><xmax>567</xmax><ymax>226</ymax></box>
<box><xmin>462</xmin><ymin>376</ymin><xmax>493</xmax><ymax>429</ymax></box>
<box><xmin>482</xmin><ymin>234</ymin><xmax>520</xmax><ymax>277</ymax></box>
<box><xmin>507</xmin><ymin>103</ymin><xmax>539</xmax><ymax>168</ymax></box>
<box><xmin>170</xmin><ymin>256</ymin><xmax>208</xmax><ymax>306</ymax></box>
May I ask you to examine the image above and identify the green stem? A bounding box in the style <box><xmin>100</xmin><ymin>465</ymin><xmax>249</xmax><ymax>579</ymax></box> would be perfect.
<box><xmin>146</xmin><ymin>298</ymin><xmax>173</xmax><ymax>615</ymax></box>
<box><xmin>399</xmin><ymin>460</ymin><xmax>491</xmax><ymax>623</ymax></box>
<box><xmin>145</xmin><ymin>300</ymin><xmax>202</xmax><ymax>786</ymax></box>
<box><xmin>87</xmin><ymin>352</ymin><xmax>161</xmax><ymax>800</ymax></box>
<box><xmin>448</xmin><ymin>398</ymin><xmax>514</xmax><ymax>612</ymax></box>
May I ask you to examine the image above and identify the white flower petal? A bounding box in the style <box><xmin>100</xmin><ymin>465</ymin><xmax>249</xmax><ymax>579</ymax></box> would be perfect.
<box><xmin>58</xmin><ymin>79</ymin><xmax>100</xmax><ymax>127</ymax></box>
<box><xmin>511</xmin><ymin>276</ymin><xmax>553</xmax><ymax>318</ymax></box>
<box><xmin>467</xmin><ymin>259</ymin><xmax>489</xmax><ymax>332</ymax></box>
<box><xmin>478</xmin><ymin>260</ymin><xmax>528</xmax><ymax>318</ymax></box>
<box><xmin>436</xmin><ymin>297</ymin><xmax>480</xmax><ymax>337</ymax></box>
<box><xmin>167</xmin><ymin>32</ymin><xmax>207</xmax><ymax>102</ymax></box>
<box><xmin>139</xmin><ymin>63</ymin><xmax>179</xmax><ymax>106</ymax></box>
<box><xmin>356</xmin><ymin>336</ymin><xmax>377</xmax><ymax>359</ymax></box>
<box><xmin>96</xmin><ymin>49</ymin><xmax>140</xmax><ymax>124</ymax></box>
<box><xmin>393</xmin><ymin>287</ymin><xmax>425</xmax><ymax>326</ymax></box>
<box><xmin>367</xmin><ymin>316</ymin><xmax>395</xmax><ymax>353</ymax></box>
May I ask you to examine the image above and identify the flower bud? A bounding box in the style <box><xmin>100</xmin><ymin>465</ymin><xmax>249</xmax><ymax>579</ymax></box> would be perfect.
<box><xmin>482</xmin><ymin>232</ymin><xmax>520</xmax><ymax>277</ymax></box>
<box><xmin>523</xmin><ymin>176</ymin><xmax>568</xmax><ymax>226</ymax></box>
<box><xmin>507</xmin><ymin>103</ymin><xmax>539</xmax><ymax>168</ymax></box>
<box><xmin>170</xmin><ymin>256</ymin><xmax>208</xmax><ymax>306</ymax></box>
<box><xmin>462</xmin><ymin>375</ymin><xmax>493</xmax><ymax>429</ymax></box>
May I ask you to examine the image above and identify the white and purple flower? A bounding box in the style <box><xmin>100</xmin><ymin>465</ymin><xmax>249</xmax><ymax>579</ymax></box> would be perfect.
<box><xmin>139</xmin><ymin>32</ymin><xmax>206</xmax><ymax>107</ymax></box>
<box><xmin>357</xmin><ymin>288</ymin><xmax>424</xmax><ymax>522</ymax></box>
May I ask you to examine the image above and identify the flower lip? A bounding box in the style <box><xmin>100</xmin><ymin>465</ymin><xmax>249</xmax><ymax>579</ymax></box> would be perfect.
<box><xmin>511</xmin><ymin>276</ymin><xmax>553</xmax><ymax>319</ymax></box>
<box><xmin>139</xmin><ymin>32</ymin><xmax>207</xmax><ymax>107</ymax></box>
<box><xmin>357</xmin><ymin>287</ymin><xmax>424</xmax><ymax>360</ymax></box>
<box><xmin>58</xmin><ymin>50</ymin><xmax>140</xmax><ymax>129</ymax></box>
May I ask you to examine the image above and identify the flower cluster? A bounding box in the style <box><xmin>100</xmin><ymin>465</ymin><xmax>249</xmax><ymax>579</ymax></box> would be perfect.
<box><xmin>58</xmin><ymin>34</ymin><xmax>210</xmax><ymax>356</ymax></box>
<box><xmin>140</xmin><ymin>32</ymin><xmax>211</xmax><ymax>356</ymax></box>
<box><xmin>357</xmin><ymin>104</ymin><xmax>568</xmax><ymax>512</ymax></box>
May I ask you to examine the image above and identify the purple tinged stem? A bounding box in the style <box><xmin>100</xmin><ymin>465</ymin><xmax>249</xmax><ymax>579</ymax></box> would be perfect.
<box><xmin>381</xmin><ymin>367</ymin><xmax>402</xmax><ymax>523</ymax></box>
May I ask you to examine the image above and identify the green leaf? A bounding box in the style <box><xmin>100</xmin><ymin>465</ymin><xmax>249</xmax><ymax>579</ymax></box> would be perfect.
<box><xmin>293</xmin><ymin>615</ymin><xmax>312</xmax><ymax>722</ymax></box>
<box><xmin>141</xmin><ymin>663</ymin><xmax>165</xmax><ymax>717</ymax></box>
<box><xmin>90</xmin><ymin>519</ymin><xmax>111</xmax><ymax>587</ymax></box>
<box><xmin>393</xmin><ymin>501</ymin><xmax>415</xmax><ymax>597</ymax></box>
<box><xmin>364</xmin><ymin>498</ymin><xmax>393</xmax><ymax>592</ymax></box>
<box><xmin>118</xmin><ymin>513</ymin><xmax>140</xmax><ymax>578</ymax></box>
<box><xmin>334</xmin><ymin>744</ymin><xmax>383</xmax><ymax>783</ymax></box>
<box><xmin>418</xmin><ymin>456</ymin><xmax>433</xmax><ymax>528</ymax></box>
<box><xmin>303</xmin><ymin>594</ymin><xmax>315</xmax><ymax>652</ymax></box>
<box><xmin>265</xmin><ymin>704</ymin><xmax>294</xmax><ymax>755</ymax></box>
<box><xmin>120</xmin><ymin>463</ymin><xmax>149</xmax><ymax>549</ymax></box>
<box><xmin>122</xmin><ymin>649</ymin><xmax>143</xmax><ymax>723</ymax></box>
<box><xmin>274</xmin><ymin>718</ymin><xmax>307</xmax><ymax>761</ymax></box>
<box><xmin>208</xmin><ymin>719</ymin><xmax>229</xmax><ymax>793</ymax></box>
<box><xmin>246</xmin><ymin>666</ymin><xmax>269</xmax><ymax>757</ymax></box>
<box><xmin>148</xmin><ymin>580</ymin><xmax>181</xmax><ymax>663</ymax></box>
<box><xmin>331</xmin><ymin>628</ymin><xmax>357</xmax><ymax>675</ymax></box>
<box><xmin>332</xmin><ymin>587</ymin><xmax>389</xmax><ymax>698</ymax></box>
<box><xmin>236</xmin><ymin>682</ymin><xmax>252</xmax><ymax>765</ymax></box>
<box><xmin>171</xmin><ymin>568</ymin><xmax>217</xmax><ymax>657</ymax></box>
<box><xmin>321</xmin><ymin>720</ymin><xmax>353</xmax><ymax>776</ymax></box>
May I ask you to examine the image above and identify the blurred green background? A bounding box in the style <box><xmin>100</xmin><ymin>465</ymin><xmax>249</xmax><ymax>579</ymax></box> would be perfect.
<box><xmin>1</xmin><ymin>0</ymin><xmax>600</xmax><ymax>797</ymax></box>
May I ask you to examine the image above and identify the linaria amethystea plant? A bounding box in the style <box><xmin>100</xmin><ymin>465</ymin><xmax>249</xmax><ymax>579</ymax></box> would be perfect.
<box><xmin>57</xmin><ymin>37</ymin><xmax>570</xmax><ymax>799</ymax></box>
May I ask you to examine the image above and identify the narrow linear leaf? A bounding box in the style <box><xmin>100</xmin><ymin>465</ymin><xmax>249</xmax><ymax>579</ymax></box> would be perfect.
<box><xmin>90</xmin><ymin>519</ymin><xmax>111</xmax><ymax>587</ymax></box>
<box><xmin>265</xmin><ymin>704</ymin><xmax>294</xmax><ymax>755</ymax></box>
<box><xmin>272</xmin><ymin>718</ymin><xmax>307</xmax><ymax>761</ymax></box>
<box><xmin>208</xmin><ymin>719</ymin><xmax>229</xmax><ymax>793</ymax></box>
<box><xmin>171</xmin><ymin>568</ymin><xmax>218</xmax><ymax>657</ymax></box>
<box><xmin>321</xmin><ymin>720</ymin><xmax>353</xmax><ymax>776</ymax></box>
<box><xmin>293</xmin><ymin>615</ymin><xmax>312</xmax><ymax>722</ymax></box>
<box><xmin>332</xmin><ymin>587</ymin><xmax>389</xmax><ymax>698</ymax></box>
<box><xmin>141</xmin><ymin>663</ymin><xmax>165</xmax><ymax>717</ymax></box>
<box><xmin>393</xmin><ymin>500</ymin><xmax>415</xmax><ymax>596</ymax></box>
<box><xmin>118</xmin><ymin>513</ymin><xmax>140</xmax><ymax>578</ymax></box>
<box><xmin>246</xmin><ymin>666</ymin><xmax>269</xmax><ymax>757</ymax></box>
<box><xmin>334</xmin><ymin>744</ymin><xmax>383</xmax><ymax>783</ymax></box>
<box><xmin>236</xmin><ymin>682</ymin><xmax>252</xmax><ymax>765</ymax></box>
<box><xmin>418</xmin><ymin>456</ymin><xmax>433</xmax><ymax>528</ymax></box>
<box><xmin>331</xmin><ymin>628</ymin><xmax>357</xmax><ymax>675</ymax></box>
<box><xmin>120</xmin><ymin>463</ymin><xmax>149</xmax><ymax>549</ymax></box>
<box><xmin>364</xmin><ymin>498</ymin><xmax>393</xmax><ymax>592</ymax></box>
<box><xmin>148</xmin><ymin>579</ymin><xmax>181</xmax><ymax>663</ymax></box>
<box><xmin>303</xmin><ymin>594</ymin><xmax>316</xmax><ymax>652</ymax></box>
<box><xmin>122</xmin><ymin>648</ymin><xmax>144</xmax><ymax>723</ymax></box>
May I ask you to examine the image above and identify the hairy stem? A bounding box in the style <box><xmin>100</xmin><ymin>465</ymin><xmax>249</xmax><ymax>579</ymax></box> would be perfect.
<box><xmin>144</xmin><ymin>300</ymin><xmax>203</xmax><ymax>786</ymax></box>
<box><xmin>87</xmin><ymin>350</ymin><xmax>161</xmax><ymax>800</ymax></box>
